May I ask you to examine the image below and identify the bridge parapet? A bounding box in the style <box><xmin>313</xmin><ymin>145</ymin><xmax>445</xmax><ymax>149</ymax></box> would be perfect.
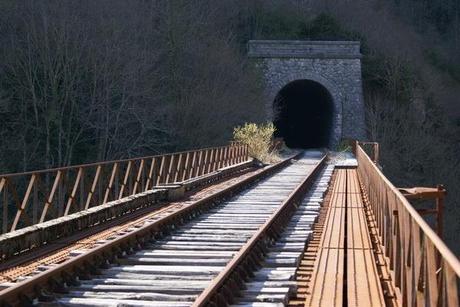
<box><xmin>356</xmin><ymin>144</ymin><xmax>460</xmax><ymax>306</ymax></box>
<box><xmin>0</xmin><ymin>143</ymin><xmax>249</xmax><ymax>234</ymax></box>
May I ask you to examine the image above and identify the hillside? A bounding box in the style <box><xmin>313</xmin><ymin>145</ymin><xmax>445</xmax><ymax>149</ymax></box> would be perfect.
<box><xmin>0</xmin><ymin>0</ymin><xmax>459</xmax><ymax>254</ymax></box>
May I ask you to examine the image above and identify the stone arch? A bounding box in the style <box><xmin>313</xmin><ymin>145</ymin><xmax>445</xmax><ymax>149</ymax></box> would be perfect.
<box><xmin>266</xmin><ymin>72</ymin><xmax>342</xmax><ymax>148</ymax></box>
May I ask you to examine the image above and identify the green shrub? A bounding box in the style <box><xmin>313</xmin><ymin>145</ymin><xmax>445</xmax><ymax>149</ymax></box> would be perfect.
<box><xmin>233</xmin><ymin>122</ymin><xmax>279</xmax><ymax>163</ymax></box>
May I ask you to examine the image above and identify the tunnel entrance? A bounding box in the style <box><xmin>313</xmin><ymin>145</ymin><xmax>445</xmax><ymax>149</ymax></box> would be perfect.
<box><xmin>273</xmin><ymin>79</ymin><xmax>334</xmax><ymax>148</ymax></box>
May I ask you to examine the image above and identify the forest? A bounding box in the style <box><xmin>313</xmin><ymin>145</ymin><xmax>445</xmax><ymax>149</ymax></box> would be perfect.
<box><xmin>0</xmin><ymin>0</ymin><xmax>459</xmax><ymax>254</ymax></box>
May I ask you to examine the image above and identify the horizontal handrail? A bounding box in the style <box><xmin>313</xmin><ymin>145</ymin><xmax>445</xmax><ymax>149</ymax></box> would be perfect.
<box><xmin>0</xmin><ymin>143</ymin><xmax>249</xmax><ymax>234</ymax></box>
<box><xmin>356</xmin><ymin>144</ymin><xmax>459</xmax><ymax>306</ymax></box>
<box><xmin>0</xmin><ymin>145</ymin><xmax>241</xmax><ymax>178</ymax></box>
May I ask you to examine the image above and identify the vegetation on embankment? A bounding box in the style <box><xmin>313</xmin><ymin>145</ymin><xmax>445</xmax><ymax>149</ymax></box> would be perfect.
<box><xmin>0</xmin><ymin>0</ymin><xmax>459</xmax><ymax>254</ymax></box>
<box><xmin>233</xmin><ymin>122</ymin><xmax>279</xmax><ymax>163</ymax></box>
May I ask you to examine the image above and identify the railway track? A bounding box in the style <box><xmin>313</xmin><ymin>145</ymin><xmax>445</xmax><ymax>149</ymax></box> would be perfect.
<box><xmin>0</xmin><ymin>165</ymin><xmax>260</xmax><ymax>285</ymax></box>
<box><xmin>232</xmin><ymin>164</ymin><xmax>334</xmax><ymax>306</ymax></box>
<box><xmin>0</xmin><ymin>150</ymin><xmax>331</xmax><ymax>306</ymax></box>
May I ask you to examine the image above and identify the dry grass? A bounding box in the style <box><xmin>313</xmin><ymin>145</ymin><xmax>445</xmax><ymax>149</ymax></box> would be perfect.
<box><xmin>233</xmin><ymin>122</ymin><xmax>280</xmax><ymax>164</ymax></box>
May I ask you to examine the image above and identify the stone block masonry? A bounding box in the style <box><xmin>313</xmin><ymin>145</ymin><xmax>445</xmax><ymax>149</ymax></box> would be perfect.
<box><xmin>248</xmin><ymin>40</ymin><xmax>366</xmax><ymax>148</ymax></box>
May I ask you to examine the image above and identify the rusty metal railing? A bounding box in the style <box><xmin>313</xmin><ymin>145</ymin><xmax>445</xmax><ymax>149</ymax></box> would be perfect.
<box><xmin>399</xmin><ymin>185</ymin><xmax>446</xmax><ymax>238</ymax></box>
<box><xmin>0</xmin><ymin>143</ymin><xmax>249</xmax><ymax>234</ymax></box>
<box><xmin>356</xmin><ymin>144</ymin><xmax>460</xmax><ymax>306</ymax></box>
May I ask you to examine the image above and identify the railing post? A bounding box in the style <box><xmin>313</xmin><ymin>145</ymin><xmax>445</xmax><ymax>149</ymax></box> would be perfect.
<box><xmin>58</xmin><ymin>171</ymin><xmax>65</xmax><ymax>217</ymax></box>
<box><xmin>156</xmin><ymin>156</ymin><xmax>166</xmax><ymax>186</ymax></box>
<box><xmin>436</xmin><ymin>184</ymin><xmax>445</xmax><ymax>238</ymax></box>
<box><xmin>165</xmin><ymin>154</ymin><xmax>175</xmax><ymax>184</ymax></box>
<box><xmin>182</xmin><ymin>152</ymin><xmax>191</xmax><ymax>181</ymax></box>
<box><xmin>118</xmin><ymin>162</ymin><xmax>131</xmax><ymax>199</ymax></box>
<box><xmin>223</xmin><ymin>146</ymin><xmax>229</xmax><ymax>167</ymax></box>
<box><xmin>194</xmin><ymin>150</ymin><xmax>202</xmax><ymax>177</ymax></box>
<box><xmin>217</xmin><ymin>147</ymin><xmax>224</xmax><ymax>169</ymax></box>
<box><xmin>374</xmin><ymin>142</ymin><xmax>380</xmax><ymax>164</ymax></box>
<box><xmin>33</xmin><ymin>177</ymin><xmax>38</xmax><ymax>223</ymax></box>
<box><xmin>217</xmin><ymin>148</ymin><xmax>221</xmax><ymax>169</ymax></box>
<box><xmin>188</xmin><ymin>151</ymin><xmax>197</xmax><ymax>179</ymax></box>
<box><xmin>1</xmin><ymin>178</ymin><xmax>8</xmax><ymax>233</ymax></box>
<box><xmin>133</xmin><ymin>159</ymin><xmax>145</xmax><ymax>194</ymax></box>
<box><xmin>40</xmin><ymin>171</ymin><xmax>62</xmax><ymax>222</ymax></box>
<box><xmin>80</xmin><ymin>170</ymin><xmax>85</xmax><ymax>211</ymax></box>
<box><xmin>174</xmin><ymin>154</ymin><xmax>183</xmax><ymax>183</ymax></box>
<box><xmin>65</xmin><ymin>167</ymin><xmax>83</xmax><ymax>216</ymax></box>
<box><xmin>208</xmin><ymin>149</ymin><xmax>215</xmax><ymax>173</ymax></box>
<box><xmin>236</xmin><ymin>144</ymin><xmax>244</xmax><ymax>163</ymax></box>
<box><xmin>205</xmin><ymin>149</ymin><xmax>213</xmax><ymax>174</ymax></box>
<box><xmin>211</xmin><ymin>148</ymin><xmax>218</xmax><ymax>173</ymax></box>
<box><xmin>11</xmin><ymin>175</ymin><xmax>36</xmax><ymax>230</ymax></box>
<box><xmin>145</xmin><ymin>158</ymin><xmax>155</xmax><ymax>191</ymax></box>
<box><xmin>245</xmin><ymin>144</ymin><xmax>249</xmax><ymax>161</ymax></box>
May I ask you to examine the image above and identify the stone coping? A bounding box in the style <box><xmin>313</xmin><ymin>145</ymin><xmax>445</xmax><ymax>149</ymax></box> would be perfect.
<box><xmin>248</xmin><ymin>40</ymin><xmax>361</xmax><ymax>59</ymax></box>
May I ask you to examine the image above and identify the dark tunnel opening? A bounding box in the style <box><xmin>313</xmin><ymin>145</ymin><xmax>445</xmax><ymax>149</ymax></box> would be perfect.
<box><xmin>273</xmin><ymin>79</ymin><xmax>334</xmax><ymax>149</ymax></box>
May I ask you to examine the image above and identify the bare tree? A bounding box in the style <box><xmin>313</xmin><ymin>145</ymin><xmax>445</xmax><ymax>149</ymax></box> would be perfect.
<box><xmin>0</xmin><ymin>0</ymin><xmax>265</xmax><ymax>172</ymax></box>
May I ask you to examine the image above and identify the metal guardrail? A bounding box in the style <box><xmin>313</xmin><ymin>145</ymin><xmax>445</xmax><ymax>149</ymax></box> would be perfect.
<box><xmin>0</xmin><ymin>143</ymin><xmax>249</xmax><ymax>234</ymax></box>
<box><xmin>356</xmin><ymin>144</ymin><xmax>460</xmax><ymax>306</ymax></box>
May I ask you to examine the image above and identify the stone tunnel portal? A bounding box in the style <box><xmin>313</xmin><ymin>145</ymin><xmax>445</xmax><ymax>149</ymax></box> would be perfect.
<box><xmin>273</xmin><ymin>79</ymin><xmax>334</xmax><ymax>149</ymax></box>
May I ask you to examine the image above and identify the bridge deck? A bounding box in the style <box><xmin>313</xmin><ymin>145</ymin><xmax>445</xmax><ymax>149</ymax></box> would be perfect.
<box><xmin>1</xmin><ymin>146</ymin><xmax>458</xmax><ymax>306</ymax></box>
<box><xmin>305</xmin><ymin>168</ymin><xmax>385</xmax><ymax>307</ymax></box>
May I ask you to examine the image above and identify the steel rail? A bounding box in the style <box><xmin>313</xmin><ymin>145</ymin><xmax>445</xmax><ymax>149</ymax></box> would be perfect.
<box><xmin>0</xmin><ymin>153</ymin><xmax>299</xmax><ymax>306</ymax></box>
<box><xmin>193</xmin><ymin>155</ymin><xmax>326</xmax><ymax>307</ymax></box>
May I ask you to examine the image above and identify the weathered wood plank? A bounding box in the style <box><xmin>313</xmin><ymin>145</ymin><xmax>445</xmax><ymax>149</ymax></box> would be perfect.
<box><xmin>305</xmin><ymin>169</ymin><xmax>345</xmax><ymax>307</ymax></box>
<box><xmin>346</xmin><ymin>169</ymin><xmax>385</xmax><ymax>307</ymax></box>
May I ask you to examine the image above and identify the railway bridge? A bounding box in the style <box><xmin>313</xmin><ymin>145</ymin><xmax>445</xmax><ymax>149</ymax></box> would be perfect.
<box><xmin>0</xmin><ymin>40</ymin><xmax>458</xmax><ymax>307</ymax></box>
<box><xmin>0</xmin><ymin>142</ymin><xmax>458</xmax><ymax>307</ymax></box>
